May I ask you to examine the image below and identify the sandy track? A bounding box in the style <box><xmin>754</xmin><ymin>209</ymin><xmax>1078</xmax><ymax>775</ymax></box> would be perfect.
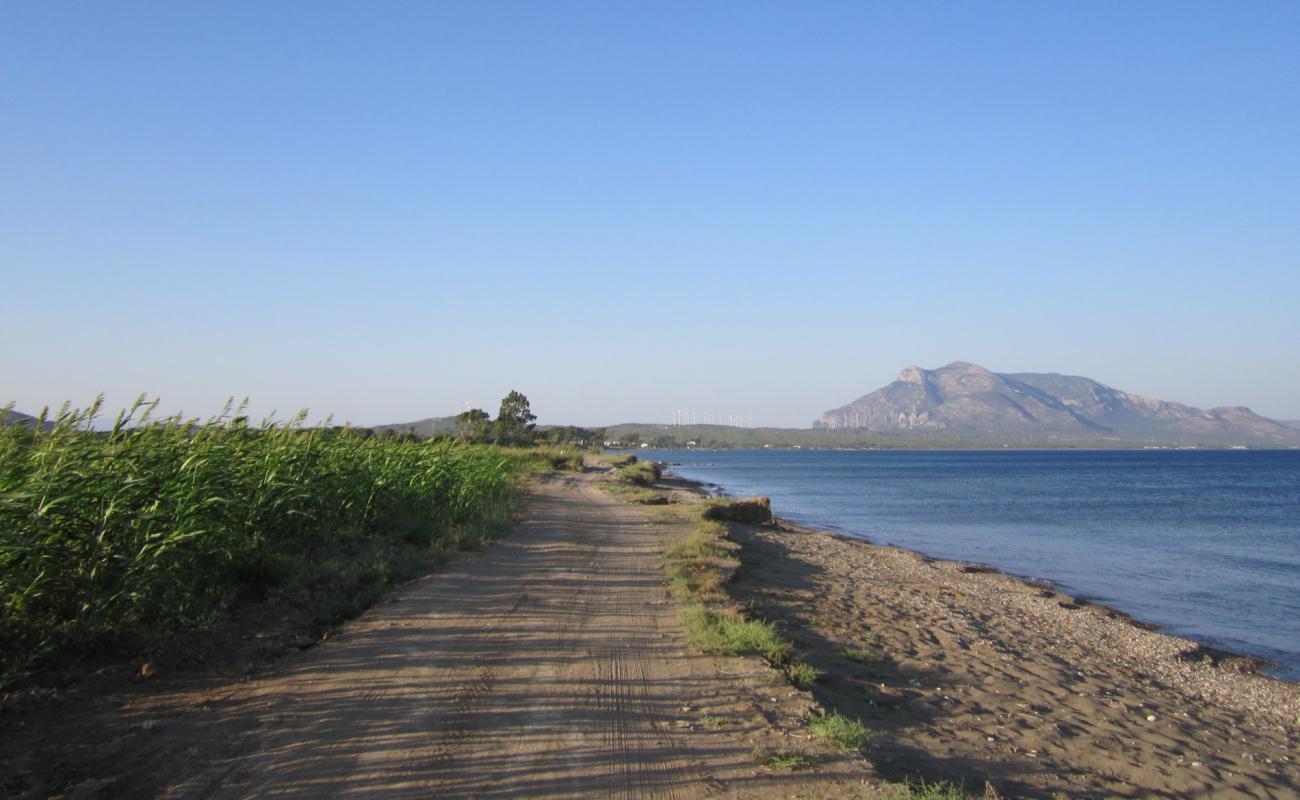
<box><xmin>109</xmin><ymin>471</ymin><xmax>868</xmax><ymax>799</ymax></box>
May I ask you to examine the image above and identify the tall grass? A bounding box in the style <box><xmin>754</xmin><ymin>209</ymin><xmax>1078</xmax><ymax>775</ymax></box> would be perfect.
<box><xmin>0</xmin><ymin>396</ymin><xmax>530</xmax><ymax>683</ymax></box>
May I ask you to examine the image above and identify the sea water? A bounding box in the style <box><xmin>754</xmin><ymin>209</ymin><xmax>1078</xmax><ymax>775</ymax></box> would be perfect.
<box><xmin>638</xmin><ymin>449</ymin><xmax>1300</xmax><ymax>680</ymax></box>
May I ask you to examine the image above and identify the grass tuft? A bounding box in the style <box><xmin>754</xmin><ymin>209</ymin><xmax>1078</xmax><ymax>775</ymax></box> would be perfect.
<box><xmin>839</xmin><ymin>646</ymin><xmax>879</xmax><ymax>664</ymax></box>
<box><xmin>877</xmin><ymin>778</ymin><xmax>970</xmax><ymax>799</ymax></box>
<box><xmin>679</xmin><ymin>604</ymin><xmax>792</xmax><ymax>664</ymax></box>
<box><xmin>751</xmin><ymin>746</ymin><xmax>821</xmax><ymax>771</ymax></box>
<box><xmin>613</xmin><ymin>459</ymin><xmax>661</xmax><ymax>486</ymax></box>
<box><xmin>785</xmin><ymin>659</ymin><xmax>825</xmax><ymax>688</ymax></box>
<box><xmin>810</xmin><ymin>710</ymin><xmax>878</xmax><ymax>751</ymax></box>
<box><xmin>662</xmin><ymin>518</ymin><xmax>739</xmax><ymax>603</ymax></box>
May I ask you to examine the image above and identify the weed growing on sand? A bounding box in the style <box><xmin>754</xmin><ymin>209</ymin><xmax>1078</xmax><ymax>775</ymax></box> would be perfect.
<box><xmin>663</xmin><ymin>518</ymin><xmax>739</xmax><ymax>603</ymax></box>
<box><xmin>839</xmin><ymin>646</ymin><xmax>879</xmax><ymax>664</ymax></box>
<box><xmin>679</xmin><ymin>604</ymin><xmax>793</xmax><ymax>664</ymax></box>
<box><xmin>751</xmin><ymin>746</ymin><xmax>820</xmax><ymax>771</ymax></box>
<box><xmin>810</xmin><ymin>710</ymin><xmax>878</xmax><ymax>751</ymax></box>
<box><xmin>598</xmin><ymin>480</ymin><xmax>660</xmax><ymax>503</ymax></box>
<box><xmin>649</xmin><ymin>507</ymin><xmax>680</xmax><ymax>525</ymax></box>
<box><xmin>614</xmin><ymin>459</ymin><xmax>661</xmax><ymax>486</ymax></box>
<box><xmin>699</xmin><ymin>714</ymin><xmax>734</xmax><ymax>728</ymax></box>
<box><xmin>785</xmin><ymin>659</ymin><xmax>825</xmax><ymax>688</ymax></box>
<box><xmin>874</xmin><ymin>778</ymin><xmax>970</xmax><ymax>799</ymax></box>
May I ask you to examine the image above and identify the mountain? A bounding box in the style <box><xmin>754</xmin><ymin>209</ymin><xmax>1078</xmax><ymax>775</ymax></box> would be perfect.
<box><xmin>1</xmin><ymin>408</ymin><xmax>54</xmax><ymax>431</ymax></box>
<box><xmin>369</xmin><ymin>415</ymin><xmax>459</xmax><ymax>438</ymax></box>
<box><xmin>815</xmin><ymin>362</ymin><xmax>1300</xmax><ymax>447</ymax></box>
<box><xmin>1283</xmin><ymin>420</ymin><xmax>1300</xmax><ymax>431</ymax></box>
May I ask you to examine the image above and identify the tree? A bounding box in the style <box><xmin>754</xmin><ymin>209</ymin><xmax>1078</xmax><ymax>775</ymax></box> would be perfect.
<box><xmin>543</xmin><ymin>425</ymin><xmax>603</xmax><ymax>448</ymax></box>
<box><xmin>455</xmin><ymin>408</ymin><xmax>492</xmax><ymax>443</ymax></box>
<box><xmin>493</xmin><ymin>390</ymin><xmax>537</xmax><ymax>446</ymax></box>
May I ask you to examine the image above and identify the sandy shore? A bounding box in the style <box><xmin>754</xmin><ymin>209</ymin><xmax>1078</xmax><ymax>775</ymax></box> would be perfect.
<box><xmin>706</xmin><ymin>489</ymin><xmax>1299</xmax><ymax>798</ymax></box>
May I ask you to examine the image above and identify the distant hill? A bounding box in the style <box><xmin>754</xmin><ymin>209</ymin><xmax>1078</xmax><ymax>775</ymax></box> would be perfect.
<box><xmin>369</xmin><ymin>415</ymin><xmax>459</xmax><ymax>438</ymax></box>
<box><xmin>816</xmin><ymin>362</ymin><xmax>1300</xmax><ymax>447</ymax></box>
<box><xmin>1</xmin><ymin>408</ymin><xmax>54</xmax><ymax>431</ymax></box>
<box><xmin>1283</xmin><ymin>420</ymin><xmax>1300</xmax><ymax>431</ymax></box>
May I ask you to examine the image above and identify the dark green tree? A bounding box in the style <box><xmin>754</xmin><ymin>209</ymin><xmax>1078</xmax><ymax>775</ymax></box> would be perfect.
<box><xmin>493</xmin><ymin>390</ymin><xmax>537</xmax><ymax>446</ymax></box>
<box><xmin>454</xmin><ymin>408</ymin><xmax>492</xmax><ymax>443</ymax></box>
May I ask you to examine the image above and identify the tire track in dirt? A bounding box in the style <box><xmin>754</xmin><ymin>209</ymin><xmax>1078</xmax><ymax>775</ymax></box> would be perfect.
<box><xmin>102</xmin><ymin>470</ymin><xmax>871</xmax><ymax>799</ymax></box>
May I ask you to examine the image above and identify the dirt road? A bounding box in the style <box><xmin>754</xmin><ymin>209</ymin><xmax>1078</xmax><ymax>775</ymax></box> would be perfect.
<box><xmin>95</xmin><ymin>470</ymin><xmax>868</xmax><ymax>798</ymax></box>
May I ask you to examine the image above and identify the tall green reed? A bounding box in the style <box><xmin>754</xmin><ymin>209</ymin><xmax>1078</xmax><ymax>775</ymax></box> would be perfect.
<box><xmin>0</xmin><ymin>396</ymin><xmax>524</xmax><ymax>682</ymax></box>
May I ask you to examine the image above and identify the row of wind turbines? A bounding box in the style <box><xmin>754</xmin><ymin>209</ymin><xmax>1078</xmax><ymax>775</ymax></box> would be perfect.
<box><xmin>670</xmin><ymin>409</ymin><xmax>754</xmax><ymax>428</ymax></box>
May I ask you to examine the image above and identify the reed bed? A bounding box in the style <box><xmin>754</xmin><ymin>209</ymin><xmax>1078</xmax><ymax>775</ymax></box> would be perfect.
<box><xmin>0</xmin><ymin>397</ymin><xmax>533</xmax><ymax>683</ymax></box>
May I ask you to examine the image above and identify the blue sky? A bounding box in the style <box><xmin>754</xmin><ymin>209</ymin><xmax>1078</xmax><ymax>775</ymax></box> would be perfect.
<box><xmin>3</xmin><ymin>2</ymin><xmax>1298</xmax><ymax>427</ymax></box>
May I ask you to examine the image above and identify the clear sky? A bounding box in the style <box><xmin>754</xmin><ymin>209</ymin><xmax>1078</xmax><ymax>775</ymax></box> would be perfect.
<box><xmin>3</xmin><ymin>2</ymin><xmax>1298</xmax><ymax>427</ymax></box>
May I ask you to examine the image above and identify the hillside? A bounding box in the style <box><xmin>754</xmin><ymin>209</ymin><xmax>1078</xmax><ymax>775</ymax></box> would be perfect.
<box><xmin>369</xmin><ymin>415</ymin><xmax>459</xmax><ymax>438</ymax></box>
<box><xmin>816</xmin><ymin>362</ymin><xmax>1300</xmax><ymax>447</ymax></box>
<box><xmin>0</xmin><ymin>408</ymin><xmax>54</xmax><ymax>431</ymax></box>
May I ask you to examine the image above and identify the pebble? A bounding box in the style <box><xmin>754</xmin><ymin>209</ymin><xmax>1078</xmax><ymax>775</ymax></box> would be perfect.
<box><xmin>1147</xmin><ymin>714</ymin><xmax>1157</xmax><ymax>722</ymax></box>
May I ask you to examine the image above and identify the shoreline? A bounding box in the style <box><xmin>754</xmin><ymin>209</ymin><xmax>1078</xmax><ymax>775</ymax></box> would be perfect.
<box><xmin>666</xmin><ymin>465</ymin><xmax>1296</xmax><ymax>697</ymax></box>
<box><xmin>658</xmin><ymin>463</ymin><xmax>1300</xmax><ymax>796</ymax></box>
<box><xmin>666</xmin><ymin>463</ymin><xmax>1295</xmax><ymax>684</ymax></box>
<box><xmin>768</xmin><ymin>516</ymin><xmax>1279</xmax><ymax>679</ymax></box>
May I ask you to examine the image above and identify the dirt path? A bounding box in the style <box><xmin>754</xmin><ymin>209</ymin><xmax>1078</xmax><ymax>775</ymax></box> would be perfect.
<box><xmin>33</xmin><ymin>470</ymin><xmax>869</xmax><ymax>798</ymax></box>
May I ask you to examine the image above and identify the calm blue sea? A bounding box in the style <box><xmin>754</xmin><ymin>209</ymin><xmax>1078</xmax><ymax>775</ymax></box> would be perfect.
<box><xmin>639</xmin><ymin>449</ymin><xmax>1300</xmax><ymax>680</ymax></box>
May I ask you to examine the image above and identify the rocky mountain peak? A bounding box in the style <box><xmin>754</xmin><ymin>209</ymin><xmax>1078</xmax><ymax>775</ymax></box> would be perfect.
<box><xmin>896</xmin><ymin>366</ymin><xmax>926</xmax><ymax>384</ymax></box>
<box><xmin>814</xmin><ymin>363</ymin><xmax>1300</xmax><ymax>446</ymax></box>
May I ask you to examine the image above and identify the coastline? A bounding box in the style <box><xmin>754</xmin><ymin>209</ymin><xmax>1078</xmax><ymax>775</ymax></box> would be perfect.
<box><xmin>664</xmin><ymin>453</ymin><xmax>1298</xmax><ymax>683</ymax></box>
<box><xmin>769</xmin><ymin>517</ymin><xmax>1274</xmax><ymax>675</ymax></box>
<box><xmin>658</xmin><ymin>464</ymin><xmax>1300</xmax><ymax>797</ymax></box>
